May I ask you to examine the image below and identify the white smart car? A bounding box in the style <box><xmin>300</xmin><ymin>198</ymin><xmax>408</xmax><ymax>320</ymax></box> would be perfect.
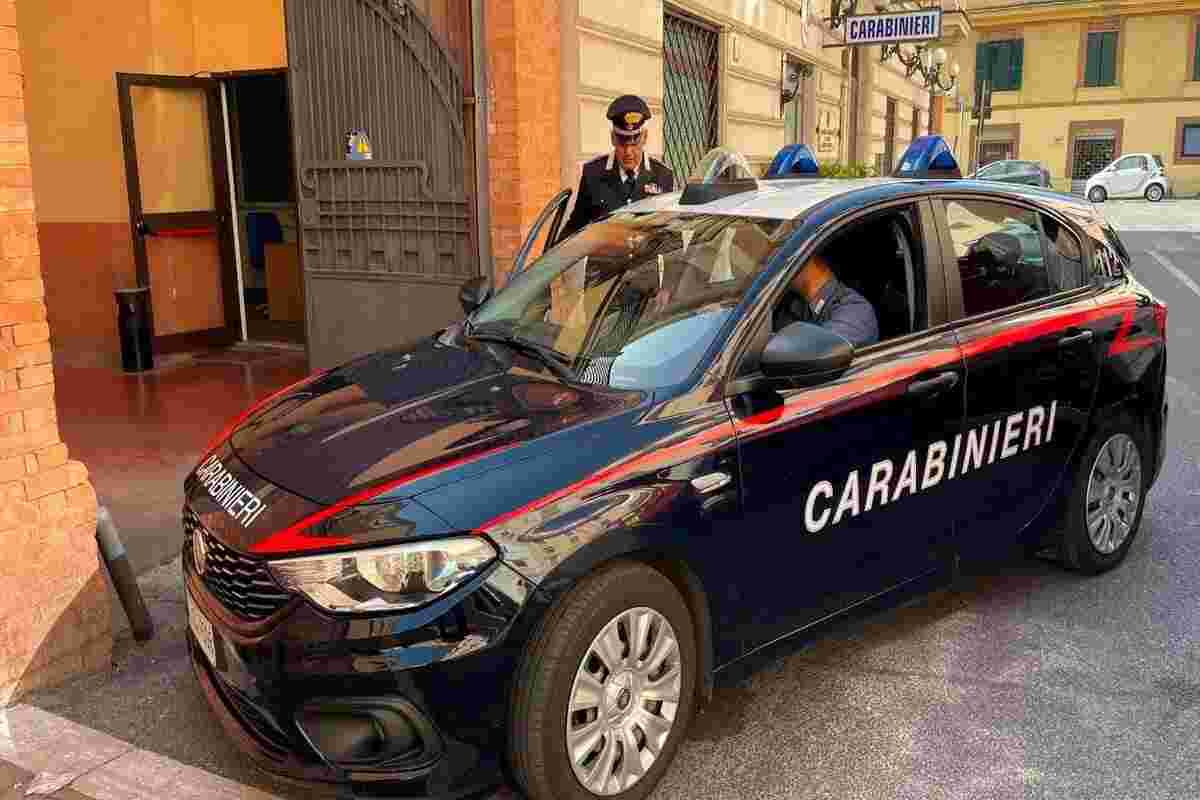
<box><xmin>1085</xmin><ymin>153</ymin><xmax>1171</xmax><ymax>203</ymax></box>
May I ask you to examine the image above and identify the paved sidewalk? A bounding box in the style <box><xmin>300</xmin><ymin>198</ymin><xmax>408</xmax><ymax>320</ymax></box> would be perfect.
<box><xmin>0</xmin><ymin>704</ymin><xmax>281</xmax><ymax>800</ymax></box>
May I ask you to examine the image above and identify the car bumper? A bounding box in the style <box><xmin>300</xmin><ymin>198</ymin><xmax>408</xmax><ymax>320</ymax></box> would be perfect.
<box><xmin>183</xmin><ymin>544</ymin><xmax>539</xmax><ymax>798</ymax></box>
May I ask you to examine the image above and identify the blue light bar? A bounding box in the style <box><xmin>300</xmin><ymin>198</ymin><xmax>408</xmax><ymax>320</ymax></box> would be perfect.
<box><xmin>765</xmin><ymin>144</ymin><xmax>820</xmax><ymax>179</ymax></box>
<box><xmin>892</xmin><ymin>135</ymin><xmax>961</xmax><ymax>179</ymax></box>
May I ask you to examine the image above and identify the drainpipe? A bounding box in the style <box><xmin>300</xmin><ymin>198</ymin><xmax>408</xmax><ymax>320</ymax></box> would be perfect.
<box><xmin>471</xmin><ymin>0</ymin><xmax>493</xmax><ymax>282</ymax></box>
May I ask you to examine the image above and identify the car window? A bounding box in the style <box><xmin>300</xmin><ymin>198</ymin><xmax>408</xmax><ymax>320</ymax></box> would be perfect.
<box><xmin>1153</xmin><ymin>155</ymin><xmax>1165</xmax><ymax>169</ymax></box>
<box><xmin>977</xmin><ymin>162</ymin><xmax>1010</xmax><ymax>178</ymax></box>
<box><xmin>779</xmin><ymin>206</ymin><xmax>926</xmax><ymax>342</ymax></box>
<box><xmin>944</xmin><ymin>199</ymin><xmax>1082</xmax><ymax>318</ymax></box>
<box><xmin>1114</xmin><ymin>156</ymin><xmax>1141</xmax><ymax>171</ymax></box>
<box><xmin>471</xmin><ymin>213</ymin><xmax>795</xmax><ymax>390</ymax></box>
<box><xmin>1040</xmin><ymin>215</ymin><xmax>1088</xmax><ymax>292</ymax></box>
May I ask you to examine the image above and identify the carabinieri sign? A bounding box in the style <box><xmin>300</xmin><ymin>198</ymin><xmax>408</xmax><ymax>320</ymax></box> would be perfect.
<box><xmin>844</xmin><ymin>8</ymin><xmax>942</xmax><ymax>46</ymax></box>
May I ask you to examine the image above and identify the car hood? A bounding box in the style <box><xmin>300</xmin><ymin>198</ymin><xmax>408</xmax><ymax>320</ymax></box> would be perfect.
<box><xmin>229</xmin><ymin>335</ymin><xmax>646</xmax><ymax>505</ymax></box>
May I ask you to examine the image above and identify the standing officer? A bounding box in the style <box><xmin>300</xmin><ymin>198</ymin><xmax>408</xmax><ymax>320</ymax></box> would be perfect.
<box><xmin>561</xmin><ymin>95</ymin><xmax>675</xmax><ymax>239</ymax></box>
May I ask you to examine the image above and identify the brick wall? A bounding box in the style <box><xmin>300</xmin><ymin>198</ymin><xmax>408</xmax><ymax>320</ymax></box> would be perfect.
<box><xmin>486</xmin><ymin>0</ymin><xmax>562</xmax><ymax>284</ymax></box>
<box><xmin>0</xmin><ymin>1</ymin><xmax>111</xmax><ymax>706</ymax></box>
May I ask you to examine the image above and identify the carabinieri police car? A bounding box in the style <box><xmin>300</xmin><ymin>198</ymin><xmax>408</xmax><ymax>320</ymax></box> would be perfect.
<box><xmin>183</xmin><ymin>137</ymin><xmax>1167</xmax><ymax>800</ymax></box>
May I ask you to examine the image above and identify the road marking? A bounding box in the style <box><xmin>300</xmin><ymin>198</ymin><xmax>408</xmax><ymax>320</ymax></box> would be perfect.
<box><xmin>1148</xmin><ymin>250</ymin><xmax>1200</xmax><ymax>299</ymax></box>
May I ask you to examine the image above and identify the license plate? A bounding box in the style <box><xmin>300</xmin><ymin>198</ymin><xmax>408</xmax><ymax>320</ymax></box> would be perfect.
<box><xmin>187</xmin><ymin>593</ymin><xmax>218</xmax><ymax>668</ymax></box>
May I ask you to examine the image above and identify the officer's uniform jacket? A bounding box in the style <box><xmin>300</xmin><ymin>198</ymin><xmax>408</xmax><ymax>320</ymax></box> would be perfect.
<box><xmin>773</xmin><ymin>277</ymin><xmax>880</xmax><ymax>348</ymax></box>
<box><xmin>561</xmin><ymin>151</ymin><xmax>675</xmax><ymax>239</ymax></box>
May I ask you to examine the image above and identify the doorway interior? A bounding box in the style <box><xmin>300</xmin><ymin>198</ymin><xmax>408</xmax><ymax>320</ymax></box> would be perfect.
<box><xmin>223</xmin><ymin>70</ymin><xmax>306</xmax><ymax>346</ymax></box>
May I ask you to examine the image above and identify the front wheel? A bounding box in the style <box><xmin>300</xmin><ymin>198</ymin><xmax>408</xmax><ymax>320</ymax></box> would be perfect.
<box><xmin>1059</xmin><ymin>414</ymin><xmax>1149</xmax><ymax>574</ymax></box>
<box><xmin>1088</xmin><ymin>186</ymin><xmax>1107</xmax><ymax>203</ymax></box>
<box><xmin>509</xmin><ymin>561</ymin><xmax>697</xmax><ymax>800</ymax></box>
<box><xmin>1146</xmin><ymin>184</ymin><xmax>1165</xmax><ymax>202</ymax></box>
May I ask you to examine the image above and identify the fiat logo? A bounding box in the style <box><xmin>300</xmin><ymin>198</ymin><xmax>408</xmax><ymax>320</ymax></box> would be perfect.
<box><xmin>192</xmin><ymin>530</ymin><xmax>210</xmax><ymax>576</ymax></box>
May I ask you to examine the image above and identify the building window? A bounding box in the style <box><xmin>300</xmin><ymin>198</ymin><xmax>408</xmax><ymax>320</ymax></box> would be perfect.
<box><xmin>975</xmin><ymin>39</ymin><xmax>1023</xmax><ymax>93</ymax></box>
<box><xmin>663</xmin><ymin>8</ymin><xmax>720</xmax><ymax>180</ymax></box>
<box><xmin>783</xmin><ymin>58</ymin><xmax>808</xmax><ymax>145</ymax></box>
<box><xmin>1084</xmin><ymin>30</ymin><xmax>1119</xmax><ymax>87</ymax></box>
<box><xmin>1178</xmin><ymin>118</ymin><xmax>1200</xmax><ymax>162</ymax></box>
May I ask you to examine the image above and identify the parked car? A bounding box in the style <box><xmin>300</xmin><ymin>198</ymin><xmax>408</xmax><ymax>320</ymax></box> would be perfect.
<box><xmin>183</xmin><ymin>138</ymin><xmax>1167</xmax><ymax>800</ymax></box>
<box><xmin>967</xmin><ymin>159</ymin><xmax>1052</xmax><ymax>188</ymax></box>
<box><xmin>1085</xmin><ymin>153</ymin><xmax>1171</xmax><ymax>202</ymax></box>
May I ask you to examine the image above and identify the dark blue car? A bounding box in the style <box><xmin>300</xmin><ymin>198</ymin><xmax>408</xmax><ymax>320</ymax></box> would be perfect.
<box><xmin>183</xmin><ymin>143</ymin><xmax>1167</xmax><ymax>800</ymax></box>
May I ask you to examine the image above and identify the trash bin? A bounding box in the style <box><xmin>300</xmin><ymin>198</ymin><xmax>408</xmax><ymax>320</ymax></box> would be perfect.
<box><xmin>114</xmin><ymin>287</ymin><xmax>153</xmax><ymax>373</ymax></box>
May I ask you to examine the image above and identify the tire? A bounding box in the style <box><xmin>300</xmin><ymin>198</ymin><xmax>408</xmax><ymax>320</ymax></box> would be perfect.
<box><xmin>509</xmin><ymin>561</ymin><xmax>697</xmax><ymax>800</ymax></box>
<box><xmin>1059</xmin><ymin>413</ymin><xmax>1149</xmax><ymax>575</ymax></box>
<box><xmin>1088</xmin><ymin>186</ymin><xmax>1107</xmax><ymax>203</ymax></box>
<box><xmin>1145</xmin><ymin>184</ymin><xmax>1164</xmax><ymax>202</ymax></box>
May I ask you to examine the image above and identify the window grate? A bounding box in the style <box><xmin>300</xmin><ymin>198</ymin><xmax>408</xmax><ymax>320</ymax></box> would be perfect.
<box><xmin>663</xmin><ymin>10</ymin><xmax>720</xmax><ymax>181</ymax></box>
<box><xmin>1071</xmin><ymin>137</ymin><xmax>1116</xmax><ymax>180</ymax></box>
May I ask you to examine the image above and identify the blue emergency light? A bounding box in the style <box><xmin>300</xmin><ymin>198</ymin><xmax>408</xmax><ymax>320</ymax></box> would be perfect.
<box><xmin>891</xmin><ymin>135</ymin><xmax>962</xmax><ymax>179</ymax></box>
<box><xmin>765</xmin><ymin>144</ymin><xmax>820</xmax><ymax>179</ymax></box>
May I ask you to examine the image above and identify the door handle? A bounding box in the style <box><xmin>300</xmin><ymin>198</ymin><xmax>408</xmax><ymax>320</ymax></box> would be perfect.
<box><xmin>1058</xmin><ymin>330</ymin><xmax>1094</xmax><ymax>348</ymax></box>
<box><xmin>907</xmin><ymin>371</ymin><xmax>960</xmax><ymax>398</ymax></box>
<box><xmin>691</xmin><ymin>472</ymin><xmax>732</xmax><ymax>495</ymax></box>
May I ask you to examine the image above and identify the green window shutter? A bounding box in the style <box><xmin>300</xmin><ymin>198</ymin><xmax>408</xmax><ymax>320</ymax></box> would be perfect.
<box><xmin>1010</xmin><ymin>39</ymin><xmax>1024</xmax><ymax>90</ymax></box>
<box><xmin>1100</xmin><ymin>31</ymin><xmax>1117</xmax><ymax>85</ymax></box>
<box><xmin>1194</xmin><ymin>29</ymin><xmax>1200</xmax><ymax>81</ymax></box>
<box><xmin>1085</xmin><ymin>33</ymin><xmax>1101</xmax><ymax>86</ymax></box>
<box><xmin>994</xmin><ymin>41</ymin><xmax>1012</xmax><ymax>90</ymax></box>
<box><xmin>975</xmin><ymin>42</ymin><xmax>989</xmax><ymax>96</ymax></box>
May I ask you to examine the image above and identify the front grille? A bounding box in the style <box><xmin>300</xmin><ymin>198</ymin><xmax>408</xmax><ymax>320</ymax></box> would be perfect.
<box><xmin>183</xmin><ymin>508</ymin><xmax>291</xmax><ymax>620</ymax></box>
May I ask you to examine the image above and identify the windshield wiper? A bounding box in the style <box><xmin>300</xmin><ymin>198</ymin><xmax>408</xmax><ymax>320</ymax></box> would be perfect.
<box><xmin>468</xmin><ymin>331</ymin><xmax>578</xmax><ymax>383</ymax></box>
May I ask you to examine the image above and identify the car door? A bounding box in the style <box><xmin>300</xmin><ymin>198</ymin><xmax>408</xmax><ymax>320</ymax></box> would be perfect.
<box><xmin>511</xmin><ymin>189</ymin><xmax>573</xmax><ymax>275</ymax></box>
<box><xmin>724</xmin><ymin>199</ymin><xmax>967</xmax><ymax>655</ymax></box>
<box><xmin>1109</xmin><ymin>156</ymin><xmax>1147</xmax><ymax>197</ymax></box>
<box><xmin>935</xmin><ymin>195</ymin><xmax>1102</xmax><ymax>557</ymax></box>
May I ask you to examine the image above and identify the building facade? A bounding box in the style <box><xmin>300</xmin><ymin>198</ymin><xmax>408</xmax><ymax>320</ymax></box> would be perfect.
<box><xmin>556</xmin><ymin>0</ymin><xmax>933</xmax><ymax>219</ymax></box>
<box><xmin>941</xmin><ymin>0</ymin><xmax>1200</xmax><ymax>195</ymax></box>
<box><xmin>15</xmin><ymin>0</ymin><xmax>937</xmax><ymax>370</ymax></box>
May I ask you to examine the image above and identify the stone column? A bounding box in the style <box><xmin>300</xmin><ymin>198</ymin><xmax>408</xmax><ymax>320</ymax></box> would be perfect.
<box><xmin>0</xmin><ymin>0</ymin><xmax>112</xmax><ymax>706</ymax></box>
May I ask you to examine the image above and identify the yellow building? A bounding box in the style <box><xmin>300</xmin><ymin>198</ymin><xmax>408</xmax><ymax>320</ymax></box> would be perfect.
<box><xmin>941</xmin><ymin>0</ymin><xmax>1200</xmax><ymax>195</ymax></box>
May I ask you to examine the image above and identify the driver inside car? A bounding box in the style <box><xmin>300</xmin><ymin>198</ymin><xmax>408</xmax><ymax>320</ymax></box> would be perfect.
<box><xmin>773</xmin><ymin>252</ymin><xmax>880</xmax><ymax>347</ymax></box>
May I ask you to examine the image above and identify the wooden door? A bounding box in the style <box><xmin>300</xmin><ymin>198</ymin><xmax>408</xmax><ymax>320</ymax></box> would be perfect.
<box><xmin>117</xmin><ymin>74</ymin><xmax>240</xmax><ymax>351</ymax></box>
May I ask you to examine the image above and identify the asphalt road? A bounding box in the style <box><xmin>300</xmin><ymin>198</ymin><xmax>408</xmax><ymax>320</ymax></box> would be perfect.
<box><xmin>24</xmin><ymin>206</ymin><xmax>1200</xmax><ymax>800</ymax></box>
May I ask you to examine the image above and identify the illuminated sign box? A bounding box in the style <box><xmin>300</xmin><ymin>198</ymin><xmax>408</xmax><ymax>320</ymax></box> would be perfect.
<box><xmin>845</xmin><ymin>9</ymin><xmax>942</xmax><ymax>46</ymax></box>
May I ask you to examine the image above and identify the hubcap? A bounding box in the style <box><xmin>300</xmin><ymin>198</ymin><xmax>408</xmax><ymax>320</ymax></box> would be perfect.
<box><xmin>1085</xmin><ymin>433</ymin><xmax>1142</xmax><ymax>555</ymax></box>
<box><xmin>566</xmin><ymin>607</ymin><xmax>682</xmax><ymax>796</ymax></box>
<box><xmin>1149</xmin><ymin>186</ymin><xmax>1163</xmax><ymax>201</ymax></box>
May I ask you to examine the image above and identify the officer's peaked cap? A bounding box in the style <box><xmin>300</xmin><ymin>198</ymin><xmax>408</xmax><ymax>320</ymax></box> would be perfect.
<box><xmin>607</xmin><ymin>95</ymin><xmax>652</xmax><ymax>138</ymax></box>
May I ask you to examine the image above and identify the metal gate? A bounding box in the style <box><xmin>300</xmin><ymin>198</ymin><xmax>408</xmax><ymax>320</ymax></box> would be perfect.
<box><xmin>663</xmin><ymin>9</ymin><xmax>720</xmax><ymax>181</ymax></box>
<box><xmin>286</xmin><ymin>0</ymin><xmax>475</xmax><ymax>368</ymax></box>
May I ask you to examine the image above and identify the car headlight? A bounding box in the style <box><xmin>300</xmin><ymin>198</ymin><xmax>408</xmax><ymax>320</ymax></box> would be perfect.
<box><xmin>267</xmin><ymin>537</ymin><xmax>498</xmax><ymax>614</ymax></box>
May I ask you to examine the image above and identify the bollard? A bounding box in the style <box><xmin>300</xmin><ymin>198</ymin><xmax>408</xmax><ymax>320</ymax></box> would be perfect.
<box><xmin>96</xmin><ymin>506</ymin><xmax>155</xmax><ymax>642</ymax></box>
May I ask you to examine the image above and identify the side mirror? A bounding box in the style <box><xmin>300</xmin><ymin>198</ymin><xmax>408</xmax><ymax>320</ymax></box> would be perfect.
<box><xmin>728</xmin><ymin>322</ymin><xmax>854</xmax><ymax>397</ymax></box>
<box><xmin>459</xmin><ymin>275</ymin><xmax>493</xmax><ymax>315</ymax></box>
<box><xmin>762</xmin><ymin>322</ymin><xmax>854</xmax><ymax>382</ymax></box>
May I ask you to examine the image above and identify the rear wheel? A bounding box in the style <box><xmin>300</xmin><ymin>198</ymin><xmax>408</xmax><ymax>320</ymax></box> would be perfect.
<box><xmin>1146</xmin><ymin>184</ymin><xmax>1165</xmax><ymax>202</ymax></box>
<box><xmin>1088</xmin><ymin>186</ymin><xmax>1107</xmax><ymax>203</ymax></box>
<box><xmin>1059</xmin><ymin>414</ymin><xmax>1148</xmax><ymax>574</ymax></box>
<box><xmin>509</xmin><ymin>561</ymin><xmax>697</xmax><ymax>800</ymax></box>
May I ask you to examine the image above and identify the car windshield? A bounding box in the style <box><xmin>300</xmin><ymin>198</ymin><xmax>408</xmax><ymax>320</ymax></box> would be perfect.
<box><xmin>1153</xmin><ymin>155</ymin><xmax>1165</xmax><ymax>168</ymax></box>
<box><xmin>469</xmin><ymin>213</ymin><xmax>796</xmax><ymax>390</ymax></box>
